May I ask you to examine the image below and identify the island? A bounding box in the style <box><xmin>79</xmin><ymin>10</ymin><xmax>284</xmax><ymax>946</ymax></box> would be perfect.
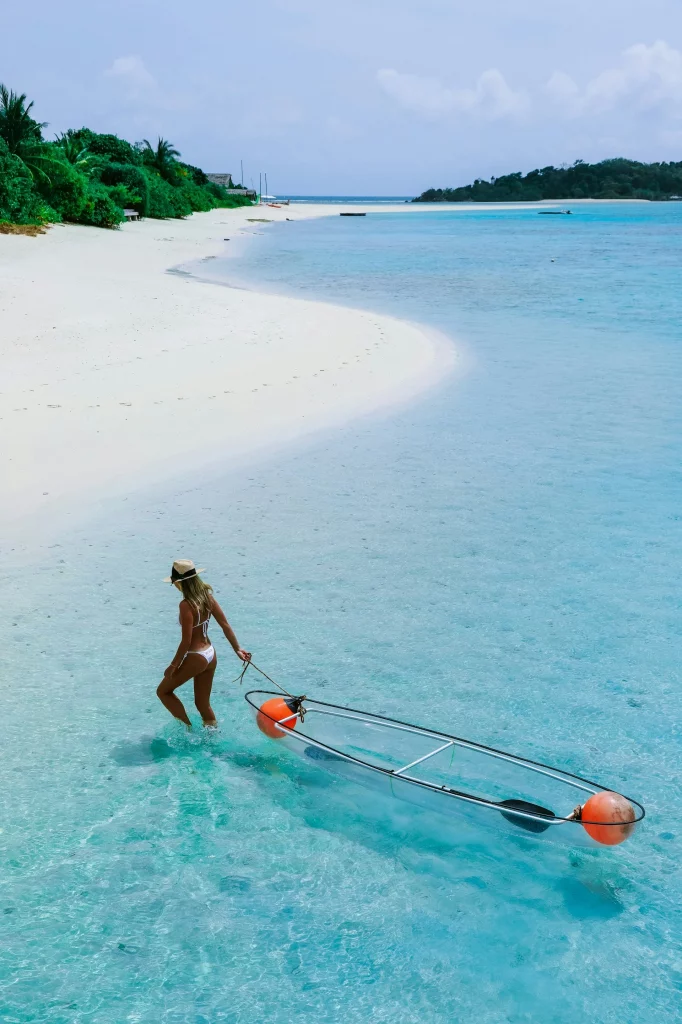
<box><xmin>413</xmin><ymin>159</ymin><xmax>682</xmax><ymax>203</ymax></box>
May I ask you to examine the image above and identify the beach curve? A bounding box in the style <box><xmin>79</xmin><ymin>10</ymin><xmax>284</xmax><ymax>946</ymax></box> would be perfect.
<box><xmin>0</xmin><ymin>204</ymin><xmax>457</xmax><ymax>546</ymax></box>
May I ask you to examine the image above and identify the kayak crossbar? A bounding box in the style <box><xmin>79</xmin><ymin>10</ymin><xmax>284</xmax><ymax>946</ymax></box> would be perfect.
<box><xmin>304</xmin><ymin>706</ymin><xmax>598</xmax><ymax>796</ymax></box>
<box><xmin>392</xmin><ymin>740</ymin><xmax>454</xmax><ymax>777</ymax></box>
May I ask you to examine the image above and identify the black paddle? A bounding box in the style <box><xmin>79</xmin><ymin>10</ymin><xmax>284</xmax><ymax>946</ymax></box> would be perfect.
<box><xmin>498</xmin><ymin>798</ymin><xmax>556</xmax><ymax>834</ymax></box>
<box><xmin>304</xmin><ymin>745</ymin><xmax>344</xmax><ymax>763</ymax></box>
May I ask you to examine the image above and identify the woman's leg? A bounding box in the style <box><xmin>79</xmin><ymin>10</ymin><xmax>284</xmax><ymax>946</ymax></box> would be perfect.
<box><xmin>194</xmin><ymin>654</ymin><xmax>218</xmax><ymax>727</ymax></box>
<box><xmin>157</xmin><ymin>655</ymin><xmax>206</xmax><ymax>727</ymax></box>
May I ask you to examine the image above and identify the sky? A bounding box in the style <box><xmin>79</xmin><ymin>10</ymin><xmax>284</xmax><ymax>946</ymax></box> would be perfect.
<box><xmin>2</xmin><ymin>0</ymin><xmax>682</xmax><ymax>194</ymax></box>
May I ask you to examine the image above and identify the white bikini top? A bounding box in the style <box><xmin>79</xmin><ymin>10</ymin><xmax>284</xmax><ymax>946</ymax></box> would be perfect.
<box><xmin>180</xmin><ymin>605</ymin><xmax>211</xmax><ymax>640</ymax></box>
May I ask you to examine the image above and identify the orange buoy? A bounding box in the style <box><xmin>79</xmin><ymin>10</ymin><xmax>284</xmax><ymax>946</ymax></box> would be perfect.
<box><xmin>257</xmin><ymin>697</ymin><xmax>299</xmax><ymax>740</ymax></box>
<box><xmin>580</xmin><ymin>791</ymin><xmax>636</xmax><ymax>846</ymax></box>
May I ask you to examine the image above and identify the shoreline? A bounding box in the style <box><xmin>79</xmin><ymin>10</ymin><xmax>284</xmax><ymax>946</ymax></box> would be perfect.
<box><xmin>0</xmin><ymin>204</ymin><xmax>457</xmax><ymax>551</ymax></box>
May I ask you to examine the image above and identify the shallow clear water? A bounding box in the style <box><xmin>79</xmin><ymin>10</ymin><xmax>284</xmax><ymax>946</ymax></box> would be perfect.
<box><xmin>2</xmin><ymin>204</ymin><xmax>681</xmax><ymax>1022</ymax></box>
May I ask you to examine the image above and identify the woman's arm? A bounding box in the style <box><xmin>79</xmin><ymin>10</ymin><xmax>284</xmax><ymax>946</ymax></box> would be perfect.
<box><xmin>211</xmin><ymin>598</ymin><xmax>251</xmax><ymax>662</ymax></box>
<box><xmin>164</xmin><ymin>602</ymin><xmax>194</xmax><ymax>676</ymax></box>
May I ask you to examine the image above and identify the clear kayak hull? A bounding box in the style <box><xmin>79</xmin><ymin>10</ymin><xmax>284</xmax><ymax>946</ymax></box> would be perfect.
<box><xmin>244</xmin><ymin>691</ymin><xmax>645</xmax><ymax>847</ymax></box>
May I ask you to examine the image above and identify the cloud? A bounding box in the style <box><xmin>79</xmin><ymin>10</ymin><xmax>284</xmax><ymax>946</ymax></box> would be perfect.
<box><xmin>104</xmin><ymin>56</ymin><xmax>158</xmax><ymax>100</ymax></box>
<box><xmin>377</xmin><ymin>67</ymin><xmax>528</xmax><ymax>120</ymax></box>
<box><xmin>103</xmin><ymin>55</ymin><xmax>190</xmax><ymax>118</ymax></box>
<box><xmin>547</xmin><ymin>41</ymin><xmax>682</xmax><ymax>117</ymax></box>
<box><xmin>545</xmin><ymin>71</ymin><xmax>580</xmax><ymax>105</ymax></box>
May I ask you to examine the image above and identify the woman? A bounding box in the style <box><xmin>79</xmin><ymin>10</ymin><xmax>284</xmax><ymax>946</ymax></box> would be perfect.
<box><xmin>157</xmin><ymin>559</ymin><xmax>251</xmax><ymax>728</ymax></box>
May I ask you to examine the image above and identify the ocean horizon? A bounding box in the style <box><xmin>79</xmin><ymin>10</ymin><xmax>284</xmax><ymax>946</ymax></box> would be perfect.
<box><xmin>2</xmin><ymin>202</ymin><xmax>680</xmax><ymax>1022</ymax></box>
<box><xmin>276</xmin><ymin>194</ymin><xmax>414</xmax><ymax>204</ymax></box>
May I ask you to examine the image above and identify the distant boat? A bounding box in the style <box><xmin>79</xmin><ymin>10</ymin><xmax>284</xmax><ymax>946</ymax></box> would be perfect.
<box><xmin>340</xmin><ymin>212</ymin><xmax>367</xmax><ymax>217</ymax></box>
<box><xmin>538</xmin><ymin>209</ymin><xmax>572</xmax><ymax>215</ymax></box>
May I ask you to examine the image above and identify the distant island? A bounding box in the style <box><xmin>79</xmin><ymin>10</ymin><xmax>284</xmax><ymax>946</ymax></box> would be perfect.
<box><xmin>1</xmin><ymin>83</ymin><xmax>253</xmax><ymax>232</ymax></box>
<box><xmin>413</xmin><ymin>159</ymin><xmax>682</xmax><ymax>203</ymax></box>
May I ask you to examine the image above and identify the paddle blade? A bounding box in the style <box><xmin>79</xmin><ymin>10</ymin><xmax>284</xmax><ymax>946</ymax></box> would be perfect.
<box><xmin>499</xmin><ymin>799</ymin><xmax>556</xmax><ymax>834</ymax></box>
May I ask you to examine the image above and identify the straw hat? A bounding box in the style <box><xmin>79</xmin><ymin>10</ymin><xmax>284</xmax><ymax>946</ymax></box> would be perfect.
<box><xmin>163</xmin><ymin>559</ymin><xmax>206</xmax><ymax>584</ymax></box>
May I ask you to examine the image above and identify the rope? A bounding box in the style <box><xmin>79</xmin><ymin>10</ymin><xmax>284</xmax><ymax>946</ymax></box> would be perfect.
<box><xmin>230</xmin><ymin>658</ymin><xmax>307</xmax><ymax>720</ymax></box>
<box><xmin>230</xmin><ymin>658</ymin><xmax>291</xmax><ymax>695</ymax></box>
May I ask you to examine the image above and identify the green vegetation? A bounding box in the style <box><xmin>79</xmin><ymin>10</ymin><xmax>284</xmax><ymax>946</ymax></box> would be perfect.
<box><xmin>0</xmin><ymin>84</ymin><xmax>253</xmax><ymax>229</ymax></box>
<box><xmin>413</xmin><ymin>159</ymin><xmax>682</xmax><ymax>203</ymax></box>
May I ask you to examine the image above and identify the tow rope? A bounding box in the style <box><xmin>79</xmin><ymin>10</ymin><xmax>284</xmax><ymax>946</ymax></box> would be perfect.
<box><xmin>231</xmin><ymin>659</ymin><xmax>306</xmax><ymax>721</ymax></box>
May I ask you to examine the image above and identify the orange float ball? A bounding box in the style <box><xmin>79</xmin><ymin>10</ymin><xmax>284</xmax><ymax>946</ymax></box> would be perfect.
<box><xmin>257</xmin><ymin>697</ymin><xmax>298</xmax><ymax>740</ymax></box>
<box><xmin>580</xmin><ymin>791</ymin><xmax>636</xmax><ymax>846</ymax></box>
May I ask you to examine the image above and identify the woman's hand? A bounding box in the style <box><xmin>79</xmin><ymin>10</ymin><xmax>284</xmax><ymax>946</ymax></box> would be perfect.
<box><xmin>237</xmin><ymin>649</ymin><xmax>251</xmax><ymax>662</ymax></box>
<box><xmin>164</xmin><ymin>663</ymin><xmax>177</xmax><ymax>679</ymax></box>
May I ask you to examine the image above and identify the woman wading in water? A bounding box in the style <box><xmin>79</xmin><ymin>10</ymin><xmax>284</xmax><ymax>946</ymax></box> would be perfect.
<box><xmin>157</xmin><ymin>559</ymin><xmax>251</xmax><ymax>728</ymax></box>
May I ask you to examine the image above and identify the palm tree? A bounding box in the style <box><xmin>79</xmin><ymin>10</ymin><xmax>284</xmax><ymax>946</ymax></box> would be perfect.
<box><xmin>0</xmin><ymin>84</ymin><xmax>64</xmax><ymax>183</ymax></box>
<box><xmin>55</xmin><ymin>131</ymin><xmax>94</xmax><ymax>170</ymax></box>
<box><xmin>0</xmin><ymin>84</ymin><xmax>45</xmax><ymax>153</ymax></box>
<box><xmin>141</xmin><ymin>137</ymin><xmax>181</xmax><ymax>181</ymax></box>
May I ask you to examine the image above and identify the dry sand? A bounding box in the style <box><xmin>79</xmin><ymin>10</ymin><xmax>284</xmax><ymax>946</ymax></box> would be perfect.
<box><xmin>0</xmin><ymin>204</ymin><xmax>455</xmax><ymax>544</ymax></box>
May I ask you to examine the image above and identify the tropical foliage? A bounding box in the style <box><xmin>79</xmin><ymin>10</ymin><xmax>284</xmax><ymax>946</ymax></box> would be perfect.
<box><xmin>0</xmin><ymin>137</ymin><xmax>47</xmax><ymax>223</ymax></box>
<box><xmin>413</xmin><ymin>159</ymin><xmax>682</xmax><ymax>203</ymax></box>
<box><xmin>0</xmin><ymin>83</ymin><xmax>253</xmax><ymax>229</ymax></box>
<box><xmin>141</xmin><ymin>137</ymin><xmax>181</xmax><ymax>181</ymax></box>
<box><xmin>0</xmin><ymin>84</ymin><xmax>45</xmax><ymax>153</ymax></box>
<box><xmin>55</xmin><ymin>133</ymin><xmax>95</xmax><ymax>169</ymax></box>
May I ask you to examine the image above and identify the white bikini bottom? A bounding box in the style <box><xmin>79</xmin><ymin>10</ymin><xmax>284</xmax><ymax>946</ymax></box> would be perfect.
<box><xmin>186</xmin><ymin>645</ymin><xmax>215</xmax><ymax>665</ymax></box>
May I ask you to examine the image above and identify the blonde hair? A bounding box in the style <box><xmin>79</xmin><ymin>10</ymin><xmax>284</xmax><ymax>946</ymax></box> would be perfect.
<box><xmin>179</xmin><ymin>574</ymin><xmax>214</xmax><ymax>618</ymax></box>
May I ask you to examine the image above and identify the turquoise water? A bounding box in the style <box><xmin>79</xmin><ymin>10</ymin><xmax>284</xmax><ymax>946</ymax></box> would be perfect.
<box><xmin>2</xmin><ymin>203</ymin><xmax>681</xmax><ymax>1022</ymax></box>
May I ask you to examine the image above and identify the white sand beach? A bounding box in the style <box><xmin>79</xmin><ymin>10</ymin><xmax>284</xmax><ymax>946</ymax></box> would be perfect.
<box><xmin>0</xmin><ymin>204</ymin><xmax>455</xmax><ymax>545</ymax></box>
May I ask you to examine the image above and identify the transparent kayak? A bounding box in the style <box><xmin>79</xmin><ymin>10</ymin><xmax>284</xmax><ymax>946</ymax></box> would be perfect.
<box><xmin>245</xmin><ymin>690</ymin><xmax>645</xmax><ymax>847</ymax></box>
